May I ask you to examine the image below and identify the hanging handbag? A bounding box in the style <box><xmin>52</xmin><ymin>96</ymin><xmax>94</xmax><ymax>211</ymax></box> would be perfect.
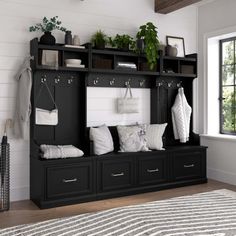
<box><xmin>117</xmin><ymin>85</ymin><xmax>139</xmax><ymax>114</ymax></box>
<box><xmin>35</xmin><ymin>82</ymin><xmax>58</xmax><ymax>126</ymax></box>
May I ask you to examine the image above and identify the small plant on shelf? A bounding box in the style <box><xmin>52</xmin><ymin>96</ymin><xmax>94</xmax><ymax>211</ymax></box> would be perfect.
<box><xmin>29</xmin><ymin>16</ymin><xmax>67</xmax><ymax>45</ymax></box>
<box><xmin>136</xmin><ymin>22</ymin><xmax>160</xmax><ymax>70</ymax></box>
<box><xmin>109</xmin><ymin>34</ymin><xmax>135</xmax><ymax>51</ymax></box>
<box><xmin>29</xmin><ymin>16</ymin><xmax>67</xmax><ymax>33</ymax></box>
<box><xmin>91</xmin><ymin>30</ymin><xmax>109</xmax><ymax>49</ymax></box>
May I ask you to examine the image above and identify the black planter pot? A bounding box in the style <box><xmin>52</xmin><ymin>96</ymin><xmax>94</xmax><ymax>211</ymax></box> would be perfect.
<box><xmin>95</xmin><ymin>41</ymin><xmax>105</xmax><ymax>49</ymax></box>
<box><xmin>119</xmin><ymin>44</ymin><xmax>129</xmax><ymax>51</ymax></box>
<box><xmin>40</xmin><ymin>32</ymin><xmax>56</xmax><ymax>45</ymax></box>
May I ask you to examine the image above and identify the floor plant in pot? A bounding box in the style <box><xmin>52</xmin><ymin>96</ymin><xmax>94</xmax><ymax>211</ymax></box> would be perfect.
<box><xmin>109</xmin><ymin>34</ymin><xmax>135</xmax><ymax>51</ymax></box>
<box><xmin>29</xmin><ymin>16</ymin><xmax>67</xmax><ymax>45</ymax></box>
<box><xmin>91</xmin><ymin>30</ymin><xmax>109</xmax><ymax>49</ymax></box>
<box><xmin>136</xmin><ymin>22</ymin><xmax>160</xmax><ymax>70</ymax></box>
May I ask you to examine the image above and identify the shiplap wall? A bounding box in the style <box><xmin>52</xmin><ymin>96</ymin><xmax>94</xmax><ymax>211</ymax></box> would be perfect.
<box><xmin>0</xmin><ymin>0</ymin><xmax>197</xmax><ymax>201</ymax></box>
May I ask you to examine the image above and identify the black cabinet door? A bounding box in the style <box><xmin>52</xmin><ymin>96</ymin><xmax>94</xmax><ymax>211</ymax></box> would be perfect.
<box><xmin>98</xmin><ymin>157</ymin><xmax>134</xmax><ymax>192</ymax></box>
<box><xmin>138</xmin><ymin>153</ymin><xmax>167</xmax><ymax>185</ymax></box>
<box><xmin>46</xmin><ymin>161</ymin><xmax>94</xmax><ymax>199</ymax></box>
<box><xmin>173</xmin><ymin>150</ymin><xmax>205</xmax><ymax>181</ymax></box>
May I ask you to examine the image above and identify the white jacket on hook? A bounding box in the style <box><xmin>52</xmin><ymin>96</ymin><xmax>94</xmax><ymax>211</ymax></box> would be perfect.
<box><xmin>171</xmin><ymin>87</ymin><xmax>192</xmax><ymax>143</ymax></box>
<box><xmin>13</xmin><ymin>56</ymin><xmax>32</xmax><ymax>140</ymax></box>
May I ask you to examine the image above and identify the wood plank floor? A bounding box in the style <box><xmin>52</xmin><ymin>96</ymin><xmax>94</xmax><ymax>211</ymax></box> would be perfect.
<box><xmin>0</xmin><ymin>179</ymin><xmax>236</xmax><ymax>229</ymax></box>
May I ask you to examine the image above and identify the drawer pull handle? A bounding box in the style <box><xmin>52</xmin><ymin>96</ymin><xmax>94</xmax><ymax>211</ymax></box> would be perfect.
<box><xmin>62</xmin><ymin>178</ymin><xmax>78</xmax><ymax>183</ymax></box>
<box><xmin>184</xmin><ymin>164</ymin><xmax>194</xmax><ymax>168</ymax></box>
<box><xmin>111</xmin><ymin>172</ymin><xmax>124</xmax><ymax>177</ymax></box>
<box><xmin>147</xmin><ymin>168</ymin><xmax>159</xmax><ymax>173</ymax></box>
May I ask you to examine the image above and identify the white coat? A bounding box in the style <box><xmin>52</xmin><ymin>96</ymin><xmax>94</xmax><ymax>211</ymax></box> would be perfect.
<box><xmin>171</xmin><ymin>87</ymin><xmax>192</xmax><ymax>143</ymax></box>
<box><xmin>13</xmin><ymin>57</ymin><xmax>32</xmax><ymax>140</ymax></box>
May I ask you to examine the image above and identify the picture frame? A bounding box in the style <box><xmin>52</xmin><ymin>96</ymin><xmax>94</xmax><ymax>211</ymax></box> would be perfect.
<box><xmin>166</xmin><ymin>36</ymin><xmax>185</xmax><ymax>57</ymax></box>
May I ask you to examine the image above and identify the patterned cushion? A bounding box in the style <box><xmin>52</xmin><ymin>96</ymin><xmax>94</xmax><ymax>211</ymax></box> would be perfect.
<box><xmin>117</xmin><ymin>125</ymin><xmax>150</xmax><ymax>152</ymax></box>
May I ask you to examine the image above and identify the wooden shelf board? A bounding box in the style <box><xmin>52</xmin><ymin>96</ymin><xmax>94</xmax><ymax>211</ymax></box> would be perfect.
<box><xmin>38</xmin><ymin>44</ymin><xmax>88</xmax><ymax>53</ymax></box>
<box><xmin>36</xmin><ymin>65</ymin><xmax>88</xmax><ymax>72</ymax></box>
<box><xmin>163</xmin><ymin>56</ymin><xmax>197</xmax><ymax>62</ymax></box>
<box><xmin>91</xmin><ymin>69</ymin><xmax>159</xmax><ymax>76</ymax></box>
<box><xmin>161</xmin><ymin>72</ymin><xmax>197</xmax><ymax>78</ymax></box>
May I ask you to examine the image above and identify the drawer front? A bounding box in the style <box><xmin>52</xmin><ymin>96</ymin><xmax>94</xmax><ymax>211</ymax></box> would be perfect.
<box><xmin>138</xmin><ymin>155</ymin><xmax>167</xmax><ymax>185</ymax></box>
<box><xmin>47</xmin><ymin>162</ymin><xmax>94</xmax><ymax>199</ymax></box>
<box><xmin>99</xmin><ymin>159</ymin><xmax>134</xmax><ymax>192</ymax></box>
<box><xmin>173</xmin><ymin>152</ymin><xmax>202</xmax><ymax>180</ymax></box>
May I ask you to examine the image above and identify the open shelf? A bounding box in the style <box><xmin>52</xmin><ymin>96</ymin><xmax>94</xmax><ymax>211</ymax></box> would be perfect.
<box><xmin>31</xmin><ymin>38</ymin><xmax>197</xmax><ymax>79</ymax></box>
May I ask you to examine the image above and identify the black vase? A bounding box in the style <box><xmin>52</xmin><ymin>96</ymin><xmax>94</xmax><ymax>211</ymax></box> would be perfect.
<box><xmin>40</xmin><ymin>32</ymin><xmax>56</xmax><ymax>45</ymax></box>
<box><xmin>65</xmin><ymin>31</ymin><xmax>72</xmax><ymax>45</ymax></box>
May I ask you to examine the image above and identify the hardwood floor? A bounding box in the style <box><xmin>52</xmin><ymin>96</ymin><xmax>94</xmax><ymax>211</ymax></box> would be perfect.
<box><xmin>0</xmin><ymin>179</ymin><xmax>236</xmax><ymax>229</ymax></box>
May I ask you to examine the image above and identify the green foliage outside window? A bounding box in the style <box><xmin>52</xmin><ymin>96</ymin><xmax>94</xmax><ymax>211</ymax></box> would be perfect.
<box><xmin>221</xmin><ymin>40</ymin><xmax>236</xmax><ymax>133</ymax></box>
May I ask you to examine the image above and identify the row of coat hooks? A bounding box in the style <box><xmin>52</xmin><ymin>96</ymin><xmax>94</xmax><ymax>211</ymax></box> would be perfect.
<box><xmin>156</xmin><ymin>80</ymin><xmax>182</xmax><ymax>89</ymax></box>
<box><xmin>40</xmin><ymin>75</ymin><xmax>74</xmax><ymax>85</ymax></box>
<box><xmin>92</xmin><ymin>77</ymin><xmax>146</xmax><ymax>87</ymax></box>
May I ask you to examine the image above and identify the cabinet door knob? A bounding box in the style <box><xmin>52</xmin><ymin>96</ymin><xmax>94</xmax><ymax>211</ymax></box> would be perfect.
<box><xmin>147</xmin><ymin>168</ymin><xmax>159</xmax><ymax>173</ymax></box>
<box><xmin>62</xmin><ymin>178</ymin><xmax>78</xmax><ymax>183</ymax></box>
<box><xmin>184</xmin><ymin>164</ymin><xmax>194</xmax><ymax>168</ymax></box>
<box><xmin>111</xmin><ymin>172</ymin><xmax>124</xmax><ymax>177</ymax></box>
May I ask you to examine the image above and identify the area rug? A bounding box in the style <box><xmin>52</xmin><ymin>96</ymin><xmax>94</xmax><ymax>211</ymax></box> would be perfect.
<box><xmin>1</xmin><ymin>189</ymin><xmax>236</xmax><ymax>236</ymax></box>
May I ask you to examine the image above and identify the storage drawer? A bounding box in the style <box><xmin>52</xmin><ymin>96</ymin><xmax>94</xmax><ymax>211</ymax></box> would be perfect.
<box><xmin>98</xmin><ymin>158</ymin><xmax>134</xmax><ymax>192</ymax></box>
<box><xmin>46</xmin><ymin>162</ymin><xmax>94</xmax><ymax>199</ymax></box>
<box><xmin>138</xmin><ymin>154</ymin><xmax>167</xmax><ymax>185</ymax></box>
<box><xmin>173</xmin><ymin>151</ymin><xmax>202</xmax><ymax>180</ymax></box>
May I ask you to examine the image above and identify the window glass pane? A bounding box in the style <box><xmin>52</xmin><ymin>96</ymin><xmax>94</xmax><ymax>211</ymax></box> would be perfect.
<box><xmin>222</xmin><ymin>65</ymin><xmax>234</xmax><ymax>85</ymax></box>
<box><xmin>222</xmin><ymin>41</ymin><xmax>234</xmax><ymax>65</ymax></box>
<box><xmin>222</xmin><ymin>86</ymin><xmax>235</xmax><ymax>132</ymax></box>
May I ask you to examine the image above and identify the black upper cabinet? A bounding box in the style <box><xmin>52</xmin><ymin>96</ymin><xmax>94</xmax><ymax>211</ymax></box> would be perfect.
<box><xmin>30</xmin><ymin>38</ymin><xmax>197</xmax><ymax>79</ymax></box>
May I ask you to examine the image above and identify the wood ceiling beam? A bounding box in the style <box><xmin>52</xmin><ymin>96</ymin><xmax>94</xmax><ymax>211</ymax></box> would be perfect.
<box><xmin>155</xmin><ymin>0</ymin><xmax>202</xmax><ymax>14</ymax></box>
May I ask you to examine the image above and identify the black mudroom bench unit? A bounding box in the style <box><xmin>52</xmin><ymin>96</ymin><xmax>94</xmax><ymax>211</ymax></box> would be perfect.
<box><xmin>30</xmin><ymin>39</ymin><xmax>207</xmax><ymax>209</ymax></box>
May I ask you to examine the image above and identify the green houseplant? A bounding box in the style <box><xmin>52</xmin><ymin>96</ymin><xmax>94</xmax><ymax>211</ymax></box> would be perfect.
<box><xmin>29</xmin><ymin>16</ymin><xmax>67</xmax><ymax>45</ymax></box>
<box><xmin>136</xmin><ymin>22</ymin><xmax>160</xmax><ymax>70</ymax></box>
<box><xmin>109</xmin><ymin>34</ymin><xmax>135</xmax><ymax>51</ymax></box>
<box><xmin>91</xmin><ymin>30</ymin><xmax>109</xmax><ymax>49</ymax></box>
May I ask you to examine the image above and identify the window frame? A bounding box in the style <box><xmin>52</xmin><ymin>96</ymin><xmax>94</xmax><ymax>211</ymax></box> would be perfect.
<box><xmin>219</xmin><ymin>36</ymin><xmax>236</xmax><ymax>135</ymax></box>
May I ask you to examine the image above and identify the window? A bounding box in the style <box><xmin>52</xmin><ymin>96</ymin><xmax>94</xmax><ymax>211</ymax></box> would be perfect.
<box><xmin>220</xmin><ymin>37</ymin><xmax>236</xmax><ymax>134</ymax></box>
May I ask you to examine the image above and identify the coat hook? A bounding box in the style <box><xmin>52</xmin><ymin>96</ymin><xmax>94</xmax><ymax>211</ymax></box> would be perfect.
<box><xmin>41</xmin><ymin>75</ymin><xmax>47</xmax><ymax>83</ymax></box>
<box><xmin>177</xmin><ymin>81</ymin><xmax>182</xmax><ymax>88</ymax></box>
<box><xmin>168</xmin><ymin>81</ymin><xmax>173</xmax><ymax>88</ymax></box>
<box><xmin>68</xmin><ymin>79</ymin><xmax>73</xmax><ymax>84</ymax></box>
<box><xmin>139</xmin><ymin>80</ymin><xmax>145</xmax><ymax>87</ymax></box>
<box><xmin>157</xmin><ymin>81</ymin><xmax>163</xmax><ymax>87</ymax></box>
<box><xmin>55</xmin><ymin>75</ymin><xmax>60</xmax><ymax>84</ymax></box>
<box><xmin>93</xmin><ymin>77</ymin><xmax>99</xmax><ymax>85</ymax></box>
<box><xmin>125</xmin><ymin>79</ymin><xmax>131</xmax><ymax>86</ymax></box>
<box><xmin>109</xmin><ymin>78</ymin><xmax>115</xmax><ymax>86</ymax></box>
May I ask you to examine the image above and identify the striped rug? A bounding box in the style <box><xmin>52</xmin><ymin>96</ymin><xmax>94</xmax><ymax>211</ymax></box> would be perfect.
<box><xmin>1</xmin><ymin>189</ymin><xmax>236</xmax><ymax>236</ymax></box>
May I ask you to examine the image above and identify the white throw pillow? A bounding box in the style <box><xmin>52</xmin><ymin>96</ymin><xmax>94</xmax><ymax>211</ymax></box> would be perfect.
<box><xmin>117</xmin><ymin>125</ymin><xmax>149</xmax><ymax>152</ymax></box>
<box><xmin>146</xmin><ymin>123</ymin><xmax>167</xmax><ymax>150</ymax></box>
<box><xmin>90</xmin><ymin>124</ymin><xmax>114</xmax><ymax>155</ymax></box>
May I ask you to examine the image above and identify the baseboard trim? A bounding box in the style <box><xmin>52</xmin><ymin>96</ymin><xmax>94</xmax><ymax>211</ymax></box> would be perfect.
<box><xmin>208</xmin><ymin>167</ymin><xmax>236</xmax><ymax>186</ymax></box>
<box><xmin>10</xmin><ymin>186</ymin><xmax>29</xmax><ymax>202</ymax></box>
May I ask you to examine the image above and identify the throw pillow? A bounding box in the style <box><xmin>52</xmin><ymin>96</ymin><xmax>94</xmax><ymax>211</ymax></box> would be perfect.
<box><xmin>117</xmin><ymin>125</ymin><xmax>149</xmax><ymax>152</ymax></box>
<box><xmin>146</xmin><ymin>123</ymin><xmax>167</xmax><ymax>150</ymax></box>
<box><xmin>90</xmin><ymin>124</ymin><xmax>114</xmax><ymax>155</ymax></box>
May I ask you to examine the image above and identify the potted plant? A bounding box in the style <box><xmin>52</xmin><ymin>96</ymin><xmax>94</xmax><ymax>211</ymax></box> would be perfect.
<box><xmin>29</xmin><ymin>16</ymin><xmax>67</xmax><ymax>45</ymax></box>
<box><xmin>109</xmin><ymin>34</ymin><xmax>135</xmax><ymax>51</ymax></box>
<box><xmin>136</xmin><ymin>22</ymin><xmax>160</xmax><ymax>70</ymax></box>
<box><xmin>91</xmin><ymin>30</ymin><xmax>109</xmax><ymax>49</ymax></box>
